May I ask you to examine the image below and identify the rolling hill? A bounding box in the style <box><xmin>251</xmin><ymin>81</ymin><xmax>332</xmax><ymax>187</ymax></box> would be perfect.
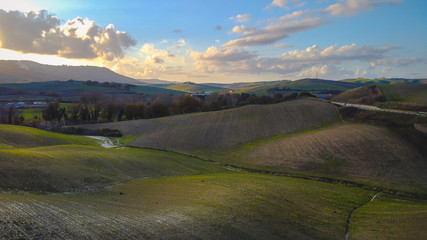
<box><xmin>0</xmin><ymin>60</ymin><xmax>139</xmax><ymax>84</ymax></box>
<box><xmin>342</xmin><ymin>78</ymin><xmax>427</xmax><ymax>85</ymax></box>
<box><xmin>221</xmin><ymin>124</ymin><xmax>427</xmax><ymax>194</ymax></box>
<box><xmin>1</xmin><ymin>108</ymin><xmax>426</xmax><ymax>239</ymax></box>
<box><xmin>240</xmin><ymin>79</ymin><xmax>362</xmax><ymax>95</ymax></box>
<box><xmin>161</xmin><ymin>82</ymin><xmax>227</xmax><ymax>93</ymax></box>
<box><xmin>80</xmin><ymin>98</ymin><xmax>427</xmax><ymax>195</ymax></box>
<box><xmin>81</xmin><ymin>99</ymin><xmax>341</xmax><ymax>153</ymax></box>
<box><xmin>0</xmin><ymin>125</ymin><xmax>228</xmax><ymax>192</ymax></box>
<box><xmin>331</xmin><ymin>85</ymin><xmax>384</xmax><ymax>104</ymax></box>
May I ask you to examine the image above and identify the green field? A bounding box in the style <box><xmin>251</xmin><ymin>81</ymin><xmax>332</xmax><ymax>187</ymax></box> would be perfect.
<box><xmin>379</xmin><ymin>84</ymin><xmax>427</xmax><ymax>106</ymax></box>
<box><xmin>240</xmin><ymin>79</ymin><xmax>362</xmax><ymax>95</ymax></box>
<box><xmin>161</xmin><ymin>82</ymin><xmax>226</xmax><ymax>93</ymax></box>
<box><xmin>1</xmin><ymin>105</ymin><xmax>426</xmax><ymax>238</ymax></box>
<box><xmin>2</xmin><ymin>171</ymin><xmax>426</xmax><ymax>239</ymax></box>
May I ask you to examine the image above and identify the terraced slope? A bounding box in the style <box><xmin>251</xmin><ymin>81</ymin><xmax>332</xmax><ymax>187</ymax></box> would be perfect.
<box><xmin>221</xmin><ymin>124</ymin><xmax>427</xmax><ymax>194</ymax></box>
<box><xmin>82</xmin><ymin>99</ymin><xmax>341</xmax><ymax>153</ymax></box>
<box><xmin>0</xmin><ymin>173</ymin><xmax>378</xmax><ymax>240</ymax></box>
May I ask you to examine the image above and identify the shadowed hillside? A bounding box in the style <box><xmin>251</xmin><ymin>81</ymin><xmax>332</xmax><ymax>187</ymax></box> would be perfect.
<box><xmin>82</xmin><ymin>99</ymin><xmax>341</xmax><ymax>153</ymax></box>
<box><xmin>332</xmin><ymin>85</ymin><xmax>385</xmax><ymax>104</ymax></box>
<box><xmin>221</xmin><ymin>124</ymin><xmax>427</xmax><ymax>194</ymax></box>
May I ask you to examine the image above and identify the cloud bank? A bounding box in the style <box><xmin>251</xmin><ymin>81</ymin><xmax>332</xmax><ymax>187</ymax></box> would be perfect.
<box><xmin>0</xmin><ymin>9</ymin><xmax>136</xmax><ymax>60</ymax></box>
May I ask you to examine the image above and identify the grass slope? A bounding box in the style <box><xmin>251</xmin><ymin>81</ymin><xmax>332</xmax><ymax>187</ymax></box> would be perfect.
<box><xmin>379</xmin><ymin>84</ymin><xmax>427</xmax><ymax>106</ymax></box>
<box><xmin>163</xmin><ymin>82</ymin><xmax>226</xmax><ymax>93</ymax></box>
<box><xmin>0</xmin><ymin>125</ymin><xmax>97</xmax><ymax>149</ymax></box>
<box><xmin>0</xmin><ymin>173</ymin><xmax>379</xmax><ymax>239</ymax></box>
<box><xmin>342</xmin><ymin>78</ymin><xmax>426</xmax><ymax>85</ymax></box>
<box><xmin>0</xmin><ymin>125</ymin><xmax>228</xmax><ymax>192</ymax></box>
<box><xmin>219</xmin><ymin>124</ymin><xmax>427</xmax><ymax>194</ymax></box>
<box><xmin>242</xmin><ymin>79</ymin><xmax>361</xmax><ymax>95</ymax></box>
<box><xmin>350</xmin><ymin>194</ymin><xmax>427</xmax><ymax>240</ymax></box>
<box><xmin>82</xmin><ymin>99</ymin><xmax>341</xmax><ymax>153</ymax></box>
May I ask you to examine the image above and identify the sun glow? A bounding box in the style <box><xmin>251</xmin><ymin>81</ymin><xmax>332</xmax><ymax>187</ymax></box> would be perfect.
<box><xmin>0</xmin><ymin>48</ymin><xmax>92</xmax><ymax>66</ymax></box>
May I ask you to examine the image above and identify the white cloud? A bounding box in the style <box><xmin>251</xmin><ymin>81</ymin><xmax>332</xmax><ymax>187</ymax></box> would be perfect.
<box><xmin>191</xmin><ymin>43</ymin><xmax>395</xmax><ymax>75</ymax></box>
<box><xmin>266</xmin><ymin>0</ymin><xmax>305</xmax><ymax>9</ymax></box>
<box><xmin>190</xmin><ymin>46</ymin><xmax>257</xmax><ymax>73</ymax></box>
<box><xmin>325</xmin><ymin>0</ymin><xmax>402</xmax><ymax>16</ymax></box>
<box><xmin>268</xmin><ymin>0</ymin><xmax>289</xmax><ymax>9</ymax></box>
<box><xmin>224</xmin><ymin>17</ymin><xmax>324</xmax><ymax>47</ymax></box>
<box><xmin>0</xmin><ymin>10</ymin><xmax>136</xmax><ymax>61</ymax></box>
<box><xmin>297</xmin><ymin>65</ymin><xmax>353</xmax><ymax>79</ymax></box>
<box><xmin>0</xmin><ymin>0</ymin><xmax>44</xmax><ymax>12</ymax></box>
<box><xmin>171</xmin><ymin>39</ymin><xmax>186</xmax><ymax>49</ymax></box>
<box><xmin>229</xmin><ymin>14</ymin><xmax>252</xmax><ymax>23</ymax></box>
<box><xmin>231</xmin><ymin>25</ymin><xmax>256</xmax><ymax>35</ymax></box>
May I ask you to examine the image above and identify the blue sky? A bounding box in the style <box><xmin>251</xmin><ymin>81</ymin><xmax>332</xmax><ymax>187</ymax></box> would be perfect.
<box><xmin>0</xmin><ymin>0</ymin><xmax>426</xmax><ymax>82</ymax></box>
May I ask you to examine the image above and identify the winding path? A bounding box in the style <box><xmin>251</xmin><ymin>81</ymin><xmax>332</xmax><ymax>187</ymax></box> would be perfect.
<box><xmin>344</xmin><ymin>191</ymin><xmax>381</xmax><ymax>240</ymax></box>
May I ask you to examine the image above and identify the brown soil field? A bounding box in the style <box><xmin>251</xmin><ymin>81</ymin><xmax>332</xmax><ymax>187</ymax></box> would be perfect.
<box><xmin>332</xmin><ymin>85</ymin><xmax>383</xmax><ymax>104</ymax></box>
<box><xmin>223</xmin><ymin>124</ymin><xmax>427</xmax><ymax>194</ymax></box>
<box><xmin>82</xmin><ymin>99</ymin><xmax>340</xmax><ymax>153</ymax></box>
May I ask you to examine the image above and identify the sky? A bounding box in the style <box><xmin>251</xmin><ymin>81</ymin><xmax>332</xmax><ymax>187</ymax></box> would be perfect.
<box><xmin>0</xmin><ymin>0</ymin><xmax>426</xmax><ymax>83</ymax></box>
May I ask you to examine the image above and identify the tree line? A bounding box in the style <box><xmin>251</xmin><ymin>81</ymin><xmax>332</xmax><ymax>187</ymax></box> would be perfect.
<box><xmin>1</xmin><ymin>91</ymin><xmax>314</xmax><ymax>126</ymax></box>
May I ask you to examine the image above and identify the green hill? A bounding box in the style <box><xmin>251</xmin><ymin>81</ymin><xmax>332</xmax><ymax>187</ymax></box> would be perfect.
<box><xmin>162</xmin><ymin>82</ymin><xmax>226</xmax><ymax>93</ymax></box>
<box><xmin>342</xmin><ymin>78</ymin><xmax>427</xmax><ymax>85</ymax></box>
<box><xmin>242</xmin><ymin>79</ymin><xmax>362</xmax><ymax>95</ymax></box>
<box><xmin>0</xmin><ymin>125</ymin><xmax>228</xmax><ymax>192</ymax></box>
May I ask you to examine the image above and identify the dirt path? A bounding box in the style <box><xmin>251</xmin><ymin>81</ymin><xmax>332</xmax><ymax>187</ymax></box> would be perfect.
<box><xmin>344</xmin><ymin>191</ymin><xmax>381</xmax><ymax>240</ymax></box>
<box><xmin>331</xmin><ymin>101</ymin><xmax>427</xmax><ymax>116</ymax></box>
<box><xmin>86</xmin><ymin>136</ymin><xmax>125</xmax><ymax>148</ymax></box>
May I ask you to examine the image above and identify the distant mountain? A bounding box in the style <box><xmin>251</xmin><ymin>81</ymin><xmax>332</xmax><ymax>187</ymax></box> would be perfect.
<box><xmin>0</xmin><ymin>60</ymin><xmax>139</xmax><ymax>84</ymax></box>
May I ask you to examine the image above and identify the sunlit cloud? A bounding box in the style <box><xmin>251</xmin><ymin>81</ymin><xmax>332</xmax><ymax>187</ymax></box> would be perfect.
<box><xmin>224</xmin><ymin>17</ymin><xmax>324</xmax><ymax>47</ymax></box>
<box><xmin>325</xmin><ymin>0</ymin><xmax>402</xmax><ymax>16</ymax></box>
<box><xmin>229</xmin><ymin>14</ymin><xmax>252</xmax><ymax>23</ymax></box>
<box><xmin>0</xmin><ymin>9</ymin><xmax>136</xmax><ymax>61</ymax></box>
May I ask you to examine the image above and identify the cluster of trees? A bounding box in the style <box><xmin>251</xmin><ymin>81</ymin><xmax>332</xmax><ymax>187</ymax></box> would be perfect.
<box><xmin>35</xmin><ymin>91</ymin><xmax>314</xmax><ymax>124</ymax></box>
<box><xmin>0</xmin><ymin>107</ymin><xmax>23</xmax><ymax>124</ymax></box>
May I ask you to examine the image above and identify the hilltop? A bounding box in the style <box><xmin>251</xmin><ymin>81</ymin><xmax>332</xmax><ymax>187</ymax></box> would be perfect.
<box><xmin>0</xmin><ymin>60</ymin><xmax>139</xmax><ymax>84</ymax></box>
<box><xmin>238</xmin><ymin>79</ymin><xmax>362</xmax><ymax>96</ymax></box>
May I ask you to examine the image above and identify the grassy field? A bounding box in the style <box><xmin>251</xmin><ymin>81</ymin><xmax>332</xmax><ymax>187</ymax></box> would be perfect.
<box><xmin>350</xmin><ymin>193</ymin><xmax>427</xmax><ymax>240</ymax></box>
<box><xmin>162</xmin><ymin>82</ymin><xmax>226</xmax><ymax>93</ymax></box>
<box><xmin>378</xmin><ymin>84</ymin><xmax>427</xmax><ymax>107</ymax></box>
<box><xmin>342</xmin><ymin>78</ymin><xmax>426</xmax><ymax>85</ymax></box>
<box><xmin>0</xmin><ymin>172</ymin><xmax>385</xmax><ymax>239</ymax></box>
<box><xmin>1</xmin><ymin>113</ymin><xmax>426</xmax><ymax>238</ymax></box>
<box><xmin>240</xmin><ymin>79</ymin><xmax>361</xmax><ymax>95</ymax></box>
<box><xmin>81</xmin><ymin>99</ymin><xmax>341</xmax><ymax>153</ymax></box>
<box><xmin>0</xmin><ymin>124</ymin><xmax>97</xmax><ymax>149</ymax></box>
<box><xmin>0</xmin><ymin>125</ymin><xmax>228</xmax><ymax>192</ymax></box>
